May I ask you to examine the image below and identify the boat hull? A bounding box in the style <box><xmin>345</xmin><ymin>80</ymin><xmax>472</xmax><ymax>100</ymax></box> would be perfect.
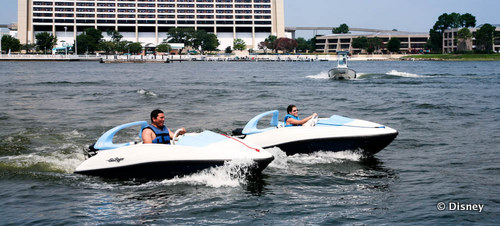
<box><xmin>328</xmin><ymin>68</ymin><xmax>357</xmax><ymax>80</ymax></box>
<box><xmin>273</xmin><ymin>132</ymin><xmax>398</xmax><ymax>156</ymax></box>
<box><xmin>239</xmin><ymin>114</ymin><xmax>398</xmax><ymax>156</ymax></box>
<box><xmin>75</xmin><ymin>132</ymin><xmax>274</xmax><ymax>180</ymax></box>
<box><xmin>75</xmin><ymin>158</ymin><xmax>274</xmax><ymax>180</ymax></box>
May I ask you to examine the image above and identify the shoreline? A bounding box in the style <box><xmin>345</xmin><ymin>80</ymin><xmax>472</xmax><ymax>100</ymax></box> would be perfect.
<box><xmin>0</xmin><ymin>53</ymin><xmax>498</xmax><ymax>62</ymax></box>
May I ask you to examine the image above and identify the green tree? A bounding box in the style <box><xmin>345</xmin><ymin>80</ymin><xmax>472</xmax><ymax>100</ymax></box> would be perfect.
<box><xmin>35</xmin><ymin>32</ymin><xmax>57</xmax><ymax>54</ymax></box>
<box><xmin>428</xmin><ymin>12</ymin><xmax>477</xmax><ymax>53</ymax></box>
<box><xmin>75</xmin><ymin>28</ymin><xmax>103</xmax><ymax>54</ymax></box>
<box><xmin>265</xmin><ymin>35</ymin><xmax>277</xmax><ymax>52</ymax></box>
<box><xmin>456</xmin><ymin>27</ymin><xmax>472</xmax><ymax>52</ymax></box>
<box><xmin>225</xmin><ymin>46</ymin><xmax>232</xmax><ymax>54</ymax></box>
<box><xmin>21</xmin><ymin>43</ymin><xmax>36</xmax><ymax>53</ymax></box>
<box><xmin>98</xmin><ymin>41</ymin><xmax>115</xmax><ymax>54</ymax></box>
<box><xmin>352</xmin><ymin>36</ymin><xmax>368</xmax><ymax>52</ymax></box>
<box><xmin>103</xmin><ymin>30</ymin><xmax>124</xmax><ymax>54</ymax></box>
<box><xmin>461</xmin><ymin>13</ymin><xmax>476</xmax><ymax>28</ymax></box>
<box><xmin>332</xmin><ymin>24</ymin><xmax>349</xmax><ymax>34</ymax></box>
<box><xmin>156</xmin><ymin>43</ymin><xmax>171</xmax><ymax>53</ymax></box>
<box><xmin>258</xmin><ymin>35</ymin><xmax>278</xmax><ymax>54</ymax></box>
<box><xmin>107</xmin><ymin>30</ymin><xmax>123</xmax><ymax>43</ymax></box>
<box><xmin>295</xmin><ymin>37</ymin><xmax>309</xmax><ymax>53</ymax></box>
<box><xmin>367</xmin><ymin>37</ymin><xmax>383</xmax><ymax>53</ymax></box>
<box><xmin>127</xmin><ymin>42</ymin><xmax>143</xmax><ymax>54</ymax></box>
<box><xmin>115</xmin><ymin>41</ymin><xmax>130</xmax><ymax>53</ymax></box>
<box><xmin>308</xmin><ymin>36</ymin><xmax>317</xmax><ymax>52</ymax></box>
<box><xmin>387</xmin><ymin>37</ymin><xmax>401</xmax><ymax>53</ymax></box>
<box><xmin>192</xmin><ymin>30</ymin><xmax>219</xmax><ymax>54</ymax></box>
<box><xmin>1</xmin><ymin>35</ymin><xmax>21</xmax><ymax>53</ymax></box>
<box><xmin>167</xmin><ymin>28</ymin><xmax>195</xmax><ymax>54</ymax></box>
<box><xmin>233</xmin><ymin>38</ymin><xmax>246</xmax><ymax>51</ymax></box>
<box><xmin>475</xmin><ymin>24</ymin><xmax>496</xmax><ymax>53</ymax></box>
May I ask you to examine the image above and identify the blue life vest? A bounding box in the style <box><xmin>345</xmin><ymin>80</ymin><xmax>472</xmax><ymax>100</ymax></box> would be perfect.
<box><xmin>284</xmin><ymin>114</ymin><xmax>301</xmax><ymax>127</ymax></box>
<box><xmin>143</xmin><ymin>124</ymin><xmax>171</xmax><ymax>144</ymax></box>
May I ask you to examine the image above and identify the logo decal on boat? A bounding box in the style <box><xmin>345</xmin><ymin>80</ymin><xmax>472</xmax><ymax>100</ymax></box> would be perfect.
<box><xmin>108</xmin><ymin>157</ymin><xmax>124</xmax><ymax>163</ymax></box>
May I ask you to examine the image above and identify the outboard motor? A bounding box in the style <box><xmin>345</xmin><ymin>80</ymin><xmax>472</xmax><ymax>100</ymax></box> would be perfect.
<box><xmin>231</xmin><ymin>128</ymin><xmax>246</xmax><ymax>139</ymax></box>
<box><xmin>83</xmin><ymin>143</ymin><xmax>99</xmax><ymax>159</ymax></box>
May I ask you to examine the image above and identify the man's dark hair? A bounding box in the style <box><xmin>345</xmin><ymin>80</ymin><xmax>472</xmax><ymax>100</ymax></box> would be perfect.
<box><xmin>287</xmin><ymin>105</ymin><xmax>296</xmax><ymax>114</ymax></box>
<box><xmin>150</xmin><ymin>109</ymin><xmax>164</xmax><ymax>122</ymax></box>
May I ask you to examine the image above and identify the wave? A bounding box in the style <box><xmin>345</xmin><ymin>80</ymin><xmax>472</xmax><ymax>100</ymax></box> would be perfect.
<box><xmin>156</xmin><ymin>159</ymin><xmax>256</xmax><ymax>188</ymax></box>
<box><xmin>306</xmin><ymin>71</ymin><xmax>330</xmax><ymax>80</ymax></box>
<box><xmin>266</xmin><ymin>147</ymin><xmax>363</xmax><ymax>168</ymax></box>
<box><xmin>137</xmin><ymin>89</ymin><xmax>158</xmax><ymax>97</ymax></box>
<box><xmin>0</xmin><ymin>151</ymin><xmax>84</xmax><ymax>174</ymax></box>
<box><xmin>386</xmin><ymin>70</ymin><xmax>424</xmax><ymax>78</ymax></box>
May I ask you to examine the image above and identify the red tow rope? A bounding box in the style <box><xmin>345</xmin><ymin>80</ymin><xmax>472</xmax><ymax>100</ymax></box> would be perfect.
<box><xmin>221</xmin><ymin>134</ymin><xmax>260</xmax><ymax>152</ymax></box>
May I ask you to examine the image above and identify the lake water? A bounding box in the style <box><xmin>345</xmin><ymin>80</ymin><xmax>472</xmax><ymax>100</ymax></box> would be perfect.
<box><xmin>0</xmin><ymin>60</ymin><xmax>498</xmax><ymax>224</ymax></box>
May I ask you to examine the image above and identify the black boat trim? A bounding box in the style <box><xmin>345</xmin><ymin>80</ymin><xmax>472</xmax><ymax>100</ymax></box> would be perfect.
<box><xmin>262</xmin><ymin>132</ymin><xmax>398</xmax><ymax>156</ymax></box>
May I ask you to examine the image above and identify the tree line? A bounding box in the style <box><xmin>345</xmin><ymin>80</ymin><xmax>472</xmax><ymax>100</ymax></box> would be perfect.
<box><xmin>4</xmin><ymin>14</ymin><xmax>497</xmax><ymax>55</ymax></box>
<box><xmin>427</xmin><ymin>12</ymin><xmax>499</xmax><ymax>53</ymax></box>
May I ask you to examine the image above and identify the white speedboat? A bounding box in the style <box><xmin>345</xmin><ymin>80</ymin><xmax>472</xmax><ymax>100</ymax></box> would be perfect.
<box><xmin>232</xmin><ymin>110</ymin><xmax>398</xmax><ymax>156</ymax></box>
<box><xmin>75</xmin><ymin>121</ymin><xmax>274</xmax><ymax>180</ymax></box>
<box><xmin>328</xmin><ymin>51</ymin><xmax>357</xmax><ymax>80</ymax></box>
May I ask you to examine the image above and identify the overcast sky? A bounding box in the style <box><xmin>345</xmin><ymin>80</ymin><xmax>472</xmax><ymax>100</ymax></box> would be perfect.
<box><xmin>1</xmin><ymin>0</ymin><xmax>499</xmax><ymax>38</ymax></box>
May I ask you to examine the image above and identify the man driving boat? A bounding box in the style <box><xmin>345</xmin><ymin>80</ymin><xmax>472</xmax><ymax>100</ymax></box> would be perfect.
<box><xmin>142</xmin><ymin>109</ymin><xmax>186</xmax><ymax>144</ymax></box>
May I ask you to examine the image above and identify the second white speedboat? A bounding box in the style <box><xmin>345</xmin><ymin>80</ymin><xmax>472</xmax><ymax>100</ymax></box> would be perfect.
<box><xmin>233</xmin><ymin>110</ymin><xmax>398</xmax><ymax>156</ymax></box>
<box><xmin>75</xmin><ymin>121</ymin><xmax>274</xmax><ymax>180</ymax></box>
<box><xmin>328</xmin><ymin>51</ymin><xmax>357</xmax><ymax>80</ymax></box>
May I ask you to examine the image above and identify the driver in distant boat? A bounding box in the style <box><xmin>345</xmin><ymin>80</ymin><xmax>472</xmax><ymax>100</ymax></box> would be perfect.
<box><xmin>142</xmin><ymin>109</ymin><xmax>186</xmax><ymax>144</ymax></box>
<box><xmin>284</xmin><ymin>105</ymin><xmax>318</xmax><ymax>127</ymax></box>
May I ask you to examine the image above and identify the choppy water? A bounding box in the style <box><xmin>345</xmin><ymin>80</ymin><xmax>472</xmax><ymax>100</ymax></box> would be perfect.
<box><xmin>0</xmin><ymin>60</ymin><xmax>499</xmax><ymax>224</ymax></box>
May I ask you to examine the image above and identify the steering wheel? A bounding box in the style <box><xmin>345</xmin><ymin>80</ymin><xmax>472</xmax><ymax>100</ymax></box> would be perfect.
<box><xmin>304</xmin><ymin>114</ymin><xmax>319</xmax><ymax>127</ymax></box>
<box><xmin>171</xmin><ymin>129</ymin><xmax>185</xmax><ymax>145</ymax></box>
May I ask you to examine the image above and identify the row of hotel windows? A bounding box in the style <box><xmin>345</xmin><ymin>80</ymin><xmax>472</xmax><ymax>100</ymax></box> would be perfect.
<box><xmin>318</xmin><ymin>43</ymin><xmax>427</xmax><ymax>49</ymax></box>
<box><xmin>34</xmin><ymin>0</ymin><xmax>270</xmax><ymax>4</ymax></box>
<box><xmin>33</xmin><ymin>25</ymin><xmax>272</xmax><ymax>34</ymax></box>
<box><xmin>33</xmin><ymin>5</ymin><xmax>271</xmax><ymax>9</ymax></box>
<box><xmin>316</xmin><ymin>37</ymin><xmax>429</xmax><ymax>43</ymax></box>
<box><xmin>34</xmin><ymin>8</ymin><xmax>271</xmax><ymax>13</ymax></box>
<box><xmin>33</xmin><ymin>13</ymin><xmax>271</xmax><ymax>20</ymax></box>
<box><xmin>34</xmin><ymin>2</ymin><xmax>271</xmax><ymax>7</ymax></box>
<box><xmin>34</xmin><ymin>13</ymin><xmax>271</xmax><ymax>19</ymax></box>
<box><xmin>33</xmin><ymin>18</ymin><xmax>272</xmax><ymax>24</ymax></box>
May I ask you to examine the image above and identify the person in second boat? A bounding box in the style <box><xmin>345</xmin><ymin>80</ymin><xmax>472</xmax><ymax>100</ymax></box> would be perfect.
<box><xmin>284</xmin><ymin>105</ymin><xmax>318</xmax><ymax>127</ymax></box>
<box><xmin>142</xmin><ymin>109</ymin><xmax>186</xmax><ymax>144</ymax></box>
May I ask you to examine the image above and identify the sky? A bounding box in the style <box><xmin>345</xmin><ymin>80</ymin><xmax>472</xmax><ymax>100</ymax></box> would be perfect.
<box><xmin>1</xmin><ymin>0</ymin><xmax>499</xmax><ymax>38</ymax></box>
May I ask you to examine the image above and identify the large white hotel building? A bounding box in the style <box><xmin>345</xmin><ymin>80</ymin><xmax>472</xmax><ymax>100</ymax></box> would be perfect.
<box><xmin>17</xmin><ymin>0</ymin><xmax>285</xmax><ymax>50</ymax></box>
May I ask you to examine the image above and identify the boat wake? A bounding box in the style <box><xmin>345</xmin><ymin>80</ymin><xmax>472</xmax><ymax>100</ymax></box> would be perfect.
<box><xmin>0</xmin><ymin>151</ymin><xmax>84</xmax><ymax>175</ymax></box>
<box><xmin>386</xmin><ymin>70</ymin><xmax>424</xmax><ymax>78</ymax></box>
<box><xmin>0</xmin><ymin>130</ymin><xmax>87</xmax><ymax>175</ymax></box>
<box><xmin>157</xmin><ymin>159</ymin><xmax>256</xmax><ymax>188</ymax></box>
<box><xmin>266</xmin><ymin>147</ymin><xmax>363</xmax><ymax>168</ymax></box>
<box><xmin>306</xmin><ymin>71</ymin><xmax>330</xmax><ymax>79</ymax></box>
<box><xmin>306</xmin><ymin>71</ymin><xmax>367</xmax><ymax>80</ymax></box>
<box><xmin>305</xmin><ymin>70</ymin><xmax>424</xmax><ymax>80</ymax></box>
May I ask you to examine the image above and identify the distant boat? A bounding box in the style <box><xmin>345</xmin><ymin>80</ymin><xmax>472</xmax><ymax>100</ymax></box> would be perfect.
<box><xmin>328</xmin><ymin>51</ymin><xmax>357</xmax><ymax>80</ymax></box>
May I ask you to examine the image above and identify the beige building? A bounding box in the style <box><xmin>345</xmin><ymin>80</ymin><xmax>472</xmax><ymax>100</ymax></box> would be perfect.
<box><xmin>17</xmin><ymin>0</ymin><xmax>285</xmax><ymax>50</ymax></box>
<box><xmin>316</xmin><ymin>31</ymin><xmax>429</xmax><ymax>54</ymax></box>
<box><xmin>443</xmin><ymin>25</ymin><xmax>500</xmax><ymax>53</ymax></box>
